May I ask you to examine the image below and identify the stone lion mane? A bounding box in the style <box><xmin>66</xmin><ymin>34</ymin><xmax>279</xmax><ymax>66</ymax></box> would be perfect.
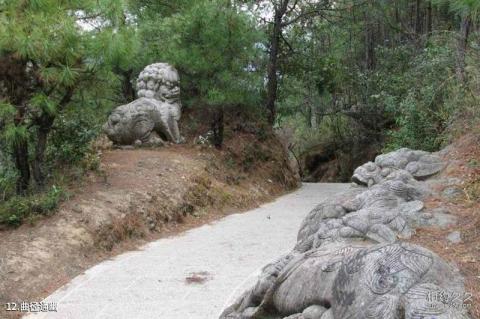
<box><xmin>103</xmin><ymin>63</ymin><xmax>183</xmax><ymax>145</ymax></box>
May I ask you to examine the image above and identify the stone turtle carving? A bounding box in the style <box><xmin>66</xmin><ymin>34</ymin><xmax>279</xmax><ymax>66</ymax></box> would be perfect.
<box><xmin>220</xmin><ymin>148</ymin><xmax>469</xmax><ymax>319</ymax></box>
<box><xmin>103</xmin><ymin>63</ymin><xmax>183</xmax><ymax>146</ymax></box>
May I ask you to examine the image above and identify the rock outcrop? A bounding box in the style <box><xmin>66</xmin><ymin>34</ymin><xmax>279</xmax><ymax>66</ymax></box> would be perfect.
<box><xmin>103</xmin><ymin>63</ymin><xmax>183</xmax><ymax>146</ymax></box>
<box><xmin>220</xmin><ymin>148</ymin><xmax>469</xmax><ymax>319</ymax></box>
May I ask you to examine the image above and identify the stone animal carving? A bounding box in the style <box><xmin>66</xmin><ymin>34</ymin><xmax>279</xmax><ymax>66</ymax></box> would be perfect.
<box><xmin>352</xmin><ymin>148</ymin><xmax>445</xmax><ymax>186</ymax></box>
<box><xmin>220</xmin><ymin>148</ymin><xmax>470</xmax><ymax>319</ymax></box>
<box><xmin>103</xmin><ymin>63</ymin><xmax>183</xmax><ymax>146</ymax></box>
<box><xmin>222</xmin><ymin>242</ymin><xmax>466</xmax><ymax>319</ymax></box>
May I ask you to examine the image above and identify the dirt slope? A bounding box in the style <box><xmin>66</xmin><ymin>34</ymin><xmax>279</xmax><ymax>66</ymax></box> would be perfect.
<box><xmin>0</xmin><ymin>129</ymin><xmax>298</xmax><ymax>318</ymax></box>
<box><xmin>408</xmin><ymin>133</ymin><xmax>480</xmax><ymax>319</ymax></box>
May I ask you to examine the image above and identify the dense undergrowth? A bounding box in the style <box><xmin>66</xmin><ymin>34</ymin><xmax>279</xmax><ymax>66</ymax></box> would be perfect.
<box><xmin>282</xmin><ymin>32</ymin><xmax>480</xmax><ymax>181</ymax></box>
<box><xmin>0</xmin><ymin>186</ymin><xmax>66</xmax><ymax>227</ymax></box>
<box><xmin>0</xmin><ymin>106</ymin><xmax>106</xmax><ymax>227</ymax></box>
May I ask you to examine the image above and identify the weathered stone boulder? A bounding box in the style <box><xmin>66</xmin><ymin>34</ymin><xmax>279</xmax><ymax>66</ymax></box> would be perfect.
<box><xmin>103</xmin><ymin>63</ymin><xmax>183</xmax><ymax>146</ymax></box>
<box><xmin>220</xmin><ymin>148</ymin><xmax>469</xmax><ymax>319</ymax></box>
<box><xmin>222</xmin><ymin>242</ymin><xmax>466</xmax><ymax>319</ymax></box>
<box><xmin>352</xmin><ymin>148</ymin><xmax>444</xmax><ymax>186</ymax></box>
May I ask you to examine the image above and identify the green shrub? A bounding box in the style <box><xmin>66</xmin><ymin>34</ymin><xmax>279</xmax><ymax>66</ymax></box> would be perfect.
<box><xmin>385</xmin><ymin>92</ymin><xmax>450</xmax><ymax>152</ymax></box>
<box><xmin>0</xmin><ymin>165</ymin><xmax>17</xmax><ymax>201</ymax></box>
<box><xmin>47</xmin><ymin>111</ymin><xmax>102</xmax><ymax>165</ymax></box>
<box><xmin>80</xmin><ymin>150</ymin><xmax>101</xmax><ymax>171</ymax></box>
<box><xmin>382</xmin><ymin>37</ymin><xmax>459</xmax><ymax>151</ymax></box>
<box><xmin>0</xmin><ymin>185</ymin><xmax>66</xmax><ymax>227</ymax></box>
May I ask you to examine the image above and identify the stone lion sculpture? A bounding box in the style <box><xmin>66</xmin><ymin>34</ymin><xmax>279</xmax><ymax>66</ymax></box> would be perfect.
<box><xmin>103</xmin><ymin>63</ymin><xmax>183</xmax><ymax>146</ymax></box>
<box><xmin>220</xmin><ymin>148</ymin><xmax>470</xmax><ymax>319</ymax></box>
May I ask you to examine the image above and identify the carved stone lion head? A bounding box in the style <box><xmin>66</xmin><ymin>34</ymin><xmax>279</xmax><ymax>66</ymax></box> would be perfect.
<box><xmin>135</xmin><ymin>63</ymin><xmax>181</xmax><ymax>105</ymax></box>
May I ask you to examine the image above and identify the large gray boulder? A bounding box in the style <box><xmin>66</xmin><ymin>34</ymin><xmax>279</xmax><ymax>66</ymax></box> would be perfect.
<box><xmin>220</xmin><ymin>148</ymin><xmax>469</xmax><ymax>319</ymax></box>
<box><xmin>103</xmin><ymin>63</ymin><xmax>183</xmax><ymax>145</ymax></box>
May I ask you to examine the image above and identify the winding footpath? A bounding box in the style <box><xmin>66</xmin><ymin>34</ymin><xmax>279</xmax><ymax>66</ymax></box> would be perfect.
<box><xmin>25</xmin><ymin>183</ymin><xmax>348</xmax><ymax>319</ymax></box>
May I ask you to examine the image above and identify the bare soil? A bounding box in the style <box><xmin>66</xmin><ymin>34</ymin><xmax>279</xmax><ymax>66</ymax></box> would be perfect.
<box><xmin>0</xmin><ymin>126</ymin><xmax>298</xmax><ymax>318</ymax></box>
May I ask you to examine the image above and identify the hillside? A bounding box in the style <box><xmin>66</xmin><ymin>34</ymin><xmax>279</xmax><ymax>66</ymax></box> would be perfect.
<box><xmin>0</xmin><ymin>126</ymin><xmax>299</xmax><ymax>317</ymax></box>
<box><xmin>409</xmin><ymin>133</ymin><xmax>480</xmax><ymax>318</ymax></box>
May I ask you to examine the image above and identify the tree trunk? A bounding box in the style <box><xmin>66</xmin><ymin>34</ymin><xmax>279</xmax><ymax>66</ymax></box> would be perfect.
<box><xmin>456</xmin><ymin>16</ymin><xmax>471</xmax><ymax>83</ymax></box>
<box><xmin>426</xmin><ymin>1</ymin><xmax>432</xmax><ymax>36</ymax></box>
<box><xmin>12</xmin><ymin>106</ymin><xmax>30</xmax><ymax>194</ymax></box>
<box><xmin>211</xmin><ymin>105</ymin><xmax>224</xmax><ymax>149</ymax></box>
<box><xmin>121</xmin><ymin>69</ymin><xmax>135</xmax><ymax>102</ymax></box>
<box><xmin>265</xmin><ymin>0</ymin><xmax>289</xmax><ymax>125</ymax></box>
<box><xmin>14</xmin><ymin>139</ymin><xmax>30</xmax><ymax>194</ymax></box>
<box><xmin>364</xmin><ymin>13</ymin><xmax>375</xmax><ymax>70</ymax></box>
<box><xmin>394</xmin><ymin>2</ymin><xmax>400</xmax><ymax>46</ymax></box>
<box><xmin>310</xmin><ymin>104</ymin><xmax>318</xmax><ymax>129</ymax></box>
<box><xmin>414</xmin><ymin>0</ymin><xmax>422</xmax><ymax>36</ymax></box>
<box><xmin>32</xmin><ymin>88</ymin><xmax>74</xmax><ymax>186</ymax></box>
<box><xmin>308</xmin><ymin>88</ymin><xmax>318</xmax><ymax>129</ymax></box>
<box><xmin>32</xmin><ymin>117</ymin><xmax>54</xmax><ymax>186</ymax></box>
<box><xmin>266</xmin><ymin>12</ymin><xmax>282</xmax><ymax>125</ymax></box>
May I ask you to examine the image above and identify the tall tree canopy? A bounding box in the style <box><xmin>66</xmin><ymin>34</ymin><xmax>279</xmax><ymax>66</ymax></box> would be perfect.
<box><xmin>0</xmin><ymin>0</ymin><xmax>135</xmax><ymax>192</ymax></box>
<box><xmin>145</xmin><ymin>0</ymin><xmax>262</xmax><ymax>146</ymax></box>
<box><xmin>0</xmin><ymin>0</ymin><xmax>478</xmax><ymax>194</ymax></box>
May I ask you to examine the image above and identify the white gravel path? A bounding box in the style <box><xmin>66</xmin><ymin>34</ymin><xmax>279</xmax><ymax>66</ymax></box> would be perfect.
<box><xmin>24</xmin><ymin>183</ymin><xmax>349</xmax><ymax>319</ymax></box>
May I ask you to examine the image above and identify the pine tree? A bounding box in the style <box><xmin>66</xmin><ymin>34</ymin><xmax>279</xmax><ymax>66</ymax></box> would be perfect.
<box><xmin>148</xmin><ymin>0</ymin><xmax>262</xmax><ymax>147</ymax></box>
<box><xmin>0</xmin><ymin>0</ymin><xmax>138</xmax><ymax>193</ymax></box>
<box><xmin>433</xmin><ymin>0</ymin><xmax>480</xmax><ymax>81</ymax></box>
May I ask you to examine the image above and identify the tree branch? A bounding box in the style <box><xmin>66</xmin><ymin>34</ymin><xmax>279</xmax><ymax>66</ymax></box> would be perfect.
<box><xmin>280</xmin><ymin>32</ymin><xmax>295</xmax><ymax>53</ymax></box>
<box><xmin>57</xmin><ymin>87</ymin><xmax>75</xmax><ymax>111</ymax></box>
<box><xmin>286</xmin><ymin>0</ymin><xmax>300</xmax><ymax>16</ymax></box>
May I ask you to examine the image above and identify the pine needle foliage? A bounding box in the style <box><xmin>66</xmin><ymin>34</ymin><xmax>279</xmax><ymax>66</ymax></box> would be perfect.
<box><xmin>144</xmin><ymin>0</ymin><xmax>263</xmax><ymax>107</ymax></box>
<box><xmin>0</xmin><ymin>0</ymin><xmax>138</xmax><ymax>195</ymax></box>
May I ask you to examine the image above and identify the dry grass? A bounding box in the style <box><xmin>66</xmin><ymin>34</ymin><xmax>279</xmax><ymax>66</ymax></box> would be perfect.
<box><xmin>465</xmin><ymin>176</ymin><xmax>480</xmax><ymax>202</ymax></box>
<box><xmin>409</xmin><ymin>133</ymin><xmax>480</xmax><ymax>319</ymax></box>
<box><xmin>95</xmin><ymin>212</ymin><xmax>146</xmax><ymax>251</ymax></box>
